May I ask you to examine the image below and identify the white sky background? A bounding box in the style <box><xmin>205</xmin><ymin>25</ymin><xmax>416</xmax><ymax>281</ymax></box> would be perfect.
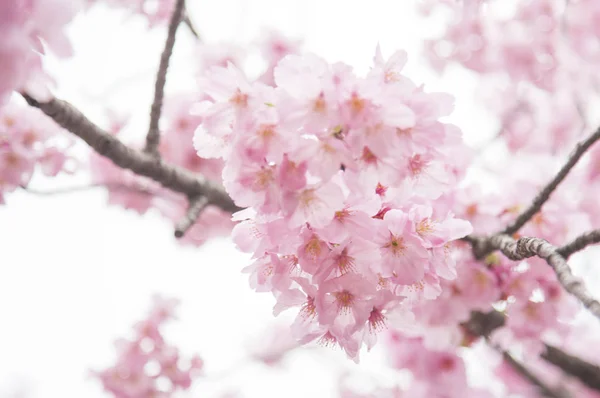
<box><xmin>0</xmin><ymin>1</ymin><xmax>502</xmax><ymax>397</ymax></box>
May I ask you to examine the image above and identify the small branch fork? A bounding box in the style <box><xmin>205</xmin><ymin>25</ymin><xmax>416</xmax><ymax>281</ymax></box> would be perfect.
<box><xmin>183</xmin><ymin>13</ymin><xmax>200</xmax><ymax>40</ymax></box>
<box><xmin>21</xmin><ymin>94</ymin><xmax>240</xmax><ymax>233</ymax></box>
<box><xmin>464</xmin><ymin>311</ymin><xmax>600</xmax><ymax>393</ymax></box>
<box><xmin>467</xmin><ymin>314</ymin><xmax>567</xmax><ymax>397</ymax></box>
<box><xmin>174</xmin><ymin>196</ymin><xmax>209</xmax><ymax>237</ymax></box>
<box><xmin>497</xmin><ymin>347</ymin><xmax>570</xmax><ymax>398</ymax></box>
<box><xmin>144</xmin><ymin>0</ymin><xmax>186</xmax><ymax>157</ymax></box>
<box><xmin>464</xmin><ymin>126</ymin><xmax>600</xmax><ymax>322</ymax></box>
<box><xmin>462</xmin><ymin>125</ymin><xmax>600</xmax><ymax>394</ymax></box>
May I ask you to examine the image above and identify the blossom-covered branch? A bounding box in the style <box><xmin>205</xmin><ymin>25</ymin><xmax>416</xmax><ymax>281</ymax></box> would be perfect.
<box><xmin>21</xmin><ymin>94</ymin><xmax>240</xmax><ymax>215</ymax></box>
<box><xmin>144</xmin><ymin>0</ymin><xmax>186</xmax><ymax>156</ymax></box>
<box><xmin>501</xmin><ymin>126</ymin><xmax>600</xmax><ymax>236</ymax></box>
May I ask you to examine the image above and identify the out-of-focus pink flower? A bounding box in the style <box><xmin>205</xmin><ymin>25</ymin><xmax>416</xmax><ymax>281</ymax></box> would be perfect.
<box><xmin>94</xmin><ymin>296</ymin><xmax>202</xmax><ymax>398</ymax></box>
<box><xmin>0</xmin><ymin>101</ymin><xmax>74</xmax><ymax>201</ymax></box>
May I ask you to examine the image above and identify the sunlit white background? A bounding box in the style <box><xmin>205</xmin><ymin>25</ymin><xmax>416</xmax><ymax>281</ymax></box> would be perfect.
<box><xmin>0</xmin><ymin>1</ymin><xmax>499</xmax><ymax>397</ymax></box>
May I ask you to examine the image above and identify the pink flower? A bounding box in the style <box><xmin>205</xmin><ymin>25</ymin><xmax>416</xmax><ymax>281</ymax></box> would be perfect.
<box><xmin>256</xmin><ymin>30</ymin><xmax>302</xmax><ymax>86</ymax></box>
<box><xmin>296</xmin><ymin>228</ymin><xmax>330</xmax><ymax>275</ymax></box>
<box><xmin>283</xmin><ymin>180</ymin><xmax>345</xmax><ymax>229</ymax></box>
<box><xmin>313</xmin><ymin>237</ymin><xmax>380</xmax><ymax>283</ymax></box>
<box><xmin>409</xmin><ymin>205</ymin><xmax>473</xmax><ymax>248</ymax></box>
<box><xmin>223</xmin><ymin>160</ymin><xmax>282</xmax><ymax>213</ymax></box>
<box><xmin>94</xmin><ymin>296</ymin><xmax>202</xmax><ymax>398</ymax></box>
<box><xmin>0</xmin><ymin>102</ymin><xmax>72</xmax><ymax>199</ymax></box>
<box><xmin>317</xmin><ymin>196</ymin><xmax>381</xmax><ymax>242</ymax></box>
<box><xmin>242</xmin><ymin>253</ymin><xmax>294</xmax><ymax>293</ymax></box>
<box><xmin>358</xmin><ymin>289</ymin><xmax>401</xmax><ymax>350</ymax></box>
<box><xmin>316</xmin><ymin>273</ymin><xmax>376</xmax><ymax>335</ymax></box>
<box><xmin>370</xmin><ymin>45</ymin><xmax>409</xmax><ymax>85</ymax></box>
<box><xmin>0</xmin><ymin>0</ymin><xmax>79</xmax><ymax>102</ymax></box>
<box><xmin>375</xmin><ymin>210</ymin><xmax>429</xmax><ymax>284</ymax></box>
<box><xmin>506</xmin><ymin>299</ymin><xmax>560</xmax><ymax>340</ymax></box>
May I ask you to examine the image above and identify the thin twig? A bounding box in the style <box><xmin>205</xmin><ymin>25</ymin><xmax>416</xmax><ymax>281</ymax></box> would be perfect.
<box><xmin>144</xmin><ymin>0</ymin><xmax>186</xmax><ymax>156</ymax></box>
<box><xmin>485</xmin><ymin>234</ymin><xmax>600</xmax><ymax>320</ymax></box>
<box><xmin>174</xmin><ymin>196</ymin><xmax>209</xmax><ymax>238</ymax></box>
<box><xmin>183</xmin><ymin>14</ymin><xmax>200</xmax><ymax>40</ymax></box>
<box><xmin>557</xmin><ymin>229</ymin><xmax>600</xmax><ymax>259</ymax></box>
<box><xmin>542</xmin><ymin>345</ymin><xmax>600</xmax><ymax>392</ymax></box>
<box><xmin>497</xmin><ymin>347</ymin><xmax>570</xmax><ymax>398</ymax></box>
<box><xmin>21</xmin><ymin>94</ymin><xmax>240</xmax><ymax>214</ymax></box>
<box><xmin>501</xmin><ymin>126</ymin><xmax>600</xmax><ymax>236</ymax></box>
<box><xmin>464</xmin><ymin>310</ymin><xmax>600</xmax><ymax>393</ymax></box>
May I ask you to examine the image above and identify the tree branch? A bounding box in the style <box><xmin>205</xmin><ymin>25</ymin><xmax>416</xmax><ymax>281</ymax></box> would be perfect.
<box><xmin>484</xmin><ymin>234</ymin><xmax>600</xmax><ymax>320</ymax></box>
<box><xmin>463</xmin><ymin>310</ymin><xmax>506</xmax><ymax>337</ymax></box>
<box><xmin>501</xmin><ymin>126</ymin><xmax>600</xmax><ymax>236</ymax></box>
<box><xmin>174</xmin><ymin>196</ymin><xmax>209</xmax><ymax>238</ymax></box>
<box><xmin>497</xmin><ymin>347</ymin><xmax>570</xmax><ymax>398</ymax></box>
<box><xmin>542</xmin><ymin>345</ymin><xmax>600</xmax><ymax>392</ymax></box>
<box><xmin>557</xmin><ymin>229</ymin><xmax>600</xmax><ymax>259</ymax></box>
<box><xmin>464</xmin><ymin>310</ymin><xmax>600</xmax><ymax>393</ymax></box>
<box><xmin>145</xmin><ymin>0</ymin><xmax>186</xmax><ymax>156</ymax></box>
<box><xmin>22</xmin><ymin>94</ymin><xmax>240</xmax><ymax>214</ymax></box>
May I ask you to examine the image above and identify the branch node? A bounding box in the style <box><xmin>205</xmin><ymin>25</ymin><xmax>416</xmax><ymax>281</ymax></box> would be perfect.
<box><xmin>484</xmin><ymin>234</ymin><xmax>600</xmax><ymax>321</ymax></box>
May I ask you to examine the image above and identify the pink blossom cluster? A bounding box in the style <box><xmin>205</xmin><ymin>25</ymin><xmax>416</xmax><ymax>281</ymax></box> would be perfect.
<box><xmin>406</xmin><ymin>2</ymin><xmax>600</xmax><ymax>376</ymax></box>
<box><xmin>189</xmin><ymin>46</ymin><xmax>473</xmax><ymax>359</ymax></box>
<box><xmin>0</xmin><ymin>101</ymin><xmax>73</xmax><ymax>204</ymax></box>
<box><xmin>95</xmin><ymin>296</ymin><xmax>203</xmax><ymax>398</ymax></box>
<box><xmin>398</xmin><ymin>154</ymin><xmax>587</xmax><ymax>348</ymax></box>
<box><xmin>411</xmin><ymin>246</ymin><xmax>578</xmax><ymax>355</ymax></box>
<box><xmin>424</xmin><ymin>0</ymin><xmax>559</xmax><ymax>90</ymax></box>
<box><xmin>421</xmin><ymin>0</ymin><xmax>600</xmax><ymax>154</ymax></box>
<box><xmin>381</xmin><ymin>154</ymin><xmax>600</xmax><ymax>395</ymax></box>
<box><xmin>0</xmin><ymin>0</ymin><xmax>80</xmax><ymax>105</ymax></box>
